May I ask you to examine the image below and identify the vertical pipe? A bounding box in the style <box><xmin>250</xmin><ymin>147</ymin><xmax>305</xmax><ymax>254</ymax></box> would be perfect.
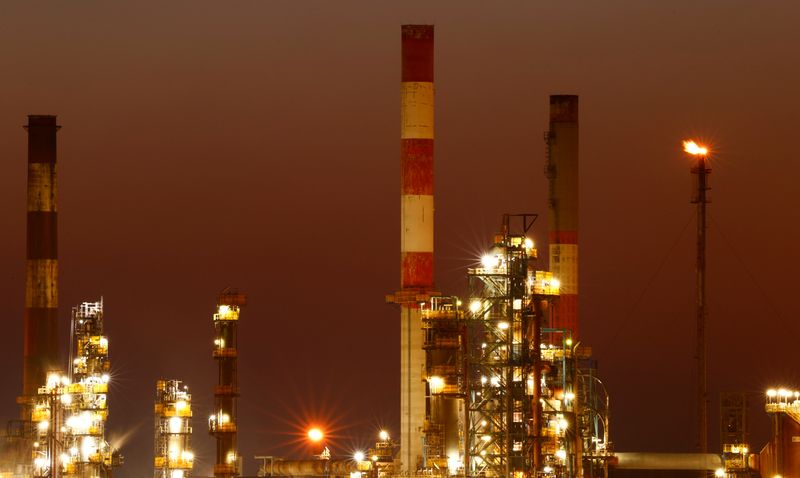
<box><xmin>692</xmin><ymin>154</ymin><xmax>710</xmax><ymax>455</ymax></box>
<box><xmin>22</xmin><ymin>115</ymin><xmax>60</xmax><ymax>403</ymax></box>
<box><xmin>546</xmin><ymin>96</ymin><xmax>579</xmax><ymax>337</ymax></box>
<box><xmin>531</xmin><ymin>300</ymin><xmax>544</xmax><ymax>474</ymax></box>
<box><xmin>399</xmin><ymin>24</ymin><xmax>434</xmax><ymax>473</ymax></box>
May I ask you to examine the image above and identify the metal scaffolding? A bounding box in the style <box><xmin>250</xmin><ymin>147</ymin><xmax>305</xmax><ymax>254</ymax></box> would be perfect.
<box><xmin>154</xmin><ymin>379</ymin><xmax>193</xmax><ymax>478</ymax></box>
<box><xmin>209</xmin><ymin>289</ymin><xmax>246</xmax><ymax>478</ymax></box>
<box><xmin>29</xmin><ymin>300</ymin><xmax>120</xmax><ymax>478</ymax></box>
<box><xmin>465</xmin><ymin>214</ymin><xmax>556</xmax><ymax>478</ymax></box>
<box><xmin>461</xmin><ymin>215</ymin><xmax>610</xmax><ymax>478</ymax></box>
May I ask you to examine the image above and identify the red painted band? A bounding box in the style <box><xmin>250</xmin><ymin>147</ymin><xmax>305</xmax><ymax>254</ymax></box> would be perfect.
<box><xmin>27</xmin><ymin>130</ymin><xmax>58</xmax><ymax>164</ymax></box>
<box><xmin>549</xmin><ymin>95</ymin><xmax>579</xmax><ymax>123</ymax></box>
<box><xmin>549</xmin><ymin>231</ymin><xmax>578</xmax><ymax>244</ymax></box>
<box><xmin>402</xmin><ymin>25</ymin><xmax>433</xmax><ymax>83</ymax></box>
<box><xmin>22</xmin><ymin>307</ymin><xmax>59</xmax><ymax>395</ymax></box>
<box><xmin>401</xmin><ymin>139</ymin><xmax>433</xmax><ymax>195</ymax></box>
<box><xmin>401</xmin><ymin>251</ymin><xmax>433</xmax><ymax>288</ymax></box>
<box><xmin>27</xmin><ymin>212</ymin><xmax>58</xmax><ymax>259</ymax></box>
<box><xmin>550</xmin><ymin>294</ymin><xmax>578</xmax><ymax>337</ymax></box>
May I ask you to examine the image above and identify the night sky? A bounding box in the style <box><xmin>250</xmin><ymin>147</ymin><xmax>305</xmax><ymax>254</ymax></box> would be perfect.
<box><xmin>2</xmin><ymin>2</ymin><xmax>800</xmax><ymax>477</ymax></box>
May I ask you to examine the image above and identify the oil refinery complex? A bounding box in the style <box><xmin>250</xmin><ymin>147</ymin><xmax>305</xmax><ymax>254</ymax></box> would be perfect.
<box><xmin>1</xmin><ymin>24</ymin><xmax>798</xmax><ymax>478</ymax></box>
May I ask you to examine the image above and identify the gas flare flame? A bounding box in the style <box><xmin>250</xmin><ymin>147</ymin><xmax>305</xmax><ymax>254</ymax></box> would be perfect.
<box><xmin>683</xmin><ymin>140</ymin><xmax>708</xmax><ymax>156</ymax></box>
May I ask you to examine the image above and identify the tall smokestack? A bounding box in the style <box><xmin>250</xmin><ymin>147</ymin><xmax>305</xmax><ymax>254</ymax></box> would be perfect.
<box><xmin>398</xmin><ymin>24</ymin><xmax>434</xmax><ymax>473</ymax></box>
<box><xmin>545</xmin><ymin>96</ymin><xmax>579</xmax><ymax>336</ymax></box>
<box><xmin>22</xmin><ymin>115</ymin><xmax>60</xmax><ymax>402</ymax></box>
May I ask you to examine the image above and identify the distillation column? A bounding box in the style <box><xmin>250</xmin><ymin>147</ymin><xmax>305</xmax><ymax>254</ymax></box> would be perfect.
<box><xmin>545</xmin><ymin>96</ymin><xmax>579</xmax><ymax>337</ymax></box>
<box><xmin>22</xmin><ymin>115</ymin><xmax>61</xmax><ymax>406</ymax></box>
<box><xmin>209</xmin><ymin>290</ymin><xmax>246</xmax><ymax>478</ymax></box>
<box><xmin>154</xmin><ymin>380</ymin><xmax>193</xmax><ymax>478</ymax></box>
<box><xmin>398</xmin><ymin>24</ymin><xmax>435</xmax><ymax>473</ymax></box>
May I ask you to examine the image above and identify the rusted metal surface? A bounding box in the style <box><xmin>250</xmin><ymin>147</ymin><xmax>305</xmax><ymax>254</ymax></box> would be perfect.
<box><xmin>22</xmin><ymin>114</ymin><xmax>60</xmax><ymax>401</ymax></box>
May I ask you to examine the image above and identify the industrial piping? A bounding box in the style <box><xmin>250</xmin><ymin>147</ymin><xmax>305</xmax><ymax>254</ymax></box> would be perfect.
<box><xmin>22</xmin><ymin>115</ymin><xmax>60</xmax><ymax>404</ymax></box>
<box><xmin>393</xmin><ymin>24</ymin><xmax>435</xmax><ymax>473</ymax></box>
<box><xmin>545</xmin><ymin>96</ymin><xmax>579</xmax><ymax>336</ymax></box>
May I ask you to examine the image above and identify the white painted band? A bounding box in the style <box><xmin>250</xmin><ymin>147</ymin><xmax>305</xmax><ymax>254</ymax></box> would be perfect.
<box><xmin>27</xmin><ymin>163</ymin><xmax>57</xmax><ymax>212</ymax></box>
<box><xmin>401</xmin><ymin>82</ymin><xmax>434</xmax><ymax>140</ymax></box>
<box><xmin>401</xmin><ymin>194</ymin><xmax>434</xmax><ymax>252</ymax></box>
<box><xmin>549</xmin><ymin>244</ymin><xmax>578</xmax><ymax>294</ymax></box>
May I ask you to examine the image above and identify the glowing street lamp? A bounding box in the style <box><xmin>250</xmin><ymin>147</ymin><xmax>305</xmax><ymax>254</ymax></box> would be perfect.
<box><xmin>307</xmin><ymin>428</ymin><xmax>324</xmax><ymax>443</ymax></box>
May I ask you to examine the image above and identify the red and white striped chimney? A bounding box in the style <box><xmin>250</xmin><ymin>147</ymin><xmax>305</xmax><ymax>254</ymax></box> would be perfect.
<box><xmin>546</xmin><ymin>96</ymin><xmax>579</xmax><ymax>337</ymax></box>
<box><xmin>22</xmin><ymin>115</ymin><xmax>60</xmax><ymax>402</ymax></box>
<box><xmin>399</xmin><ymin>24</ymin><xmax>434</xmax><ymax>473</ymax></box>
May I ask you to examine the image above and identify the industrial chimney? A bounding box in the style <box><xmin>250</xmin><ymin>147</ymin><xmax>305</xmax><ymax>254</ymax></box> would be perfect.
<box><xmin>545</xmin><ymin>96</ymin><xmax>579</xmax><ymax>336</ymax></box>
<box><xmin>22</xmin><ymin>115</ymin><xmax>60</xmax><ymax>403</ymax></box>
<box><xmin>396</xmin><ymin>24</ymin><xmax>435</xmax><ymax>473</ymax></box>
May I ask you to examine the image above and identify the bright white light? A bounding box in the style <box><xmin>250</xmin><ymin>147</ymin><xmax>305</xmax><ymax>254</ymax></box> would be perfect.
<box><xmin>447</xmin><ymin>453</ymin><xmax>461</xmax><ymax>475</ymax></box>
<box><xmin>556</xmin><ymin>449</ymin><xmax>567</xmax><ymax>460</ymax></box>
<box><xmin>497</xmin><ymin>321</ymin><xmax>509</xmax><ymax>330</ymax></box>
<box><xmin>565</xmin><ymin>392</ymin><xmax>575</xmax><ymax>401</ymax></box>
<box><xmin>226</xmin><ymin>452</ymin><xmax>236</xmax><ymax>464</ymax></box>
<box><xmin>38</xmin><ymin>420</ymin><xmax>49</xmax><ymax>432</ymax></box>
<box><xmin>171</xmin><ymin>471</ymin><xmax>185</xmax><ymax>478</ymax></box>
<box><xmin>481</xmin><ymin>255</ymin><xmax>498</xmax><ymax>270</ymax></box>
<box><xmin>354</xmin><ymin>451</ymin><xmax>365</xmax><ymax>462</ymax></box>
<box><xmin>169</xmin><ymin>416</ymin><xmax>182</xmax><ymax>433</ymax></box>
<box><xmin>469</xmin><ymin>300</ymin><xmax>482</xmax><ymax>314</ymax></box>
<box><xmin>101</xmin><ymin>373</ymin><xmax>110</xmax><ymax>383</ymax></box>
<box><xmin>47</xmin><ymin>372</ymin><xmax>61</xmax><ymax>389</ymax></box>
<box><xmin>524</xmin><ymin>238</ymin><xmax>534</xmax><ymax>249</ymax></box>
<box><xmin>767</xmin><ymin>389</ymin><xmax>777</xmax><ymax>397</ymax></box>
<box><xmin>379</xmin><ymin>430</ymin><xmax>389</xmax><ymax>441</ymax></box>
<box><xmin>429</xmin><ymin>376</ymin><xmax>445</xmax><ymax>394</ymax></box>
<box><xmin>99</xmin><ymin>338</ymin><xmax>108</xmax><ymax>349</ymax></box>
<box><xmin>558</xmin><ymin>418</ymin><xmax>568</xmax><ymax>430</ymax></box>
<box><xmin>683</xmin><ymin>140</ymin><xmax>709</xmax><ymax>156</ymax></box>
<box><xmin>219</xmin><ymin>305</ymin><xmax>231</xmax><ymax>316</ymax></box>
<box><xmin>715</xmin><ymin>469</ymin><xmax>725</xmax><ymax>477</ymax></box>
<box><xmin>61</xmin><ymin>394</ymin><xmax>73</xmax><ymax>405</ymax></box>
<box><xmin>490</xmin><ymin>376</ymin><xmax>500</xmax><ymax>387</ymax></box>
<box><xmin>481</xmin><ymin>435</ymin><xmax>491</xmax><ymax>442</ymax></box>
<box><xmin>551</xmin><ymin>279</ymin><xmax>561</xmax><ymax>290</ymax></box>
<box><xmin>308</xmin><ymin>428</ymin><xmax>324</xmax><ymax>442</ymax></box>
<box><xmin>175</xmin><ymin>400</ymin><xmax>187</xmax><ymax>411</ymax></box>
